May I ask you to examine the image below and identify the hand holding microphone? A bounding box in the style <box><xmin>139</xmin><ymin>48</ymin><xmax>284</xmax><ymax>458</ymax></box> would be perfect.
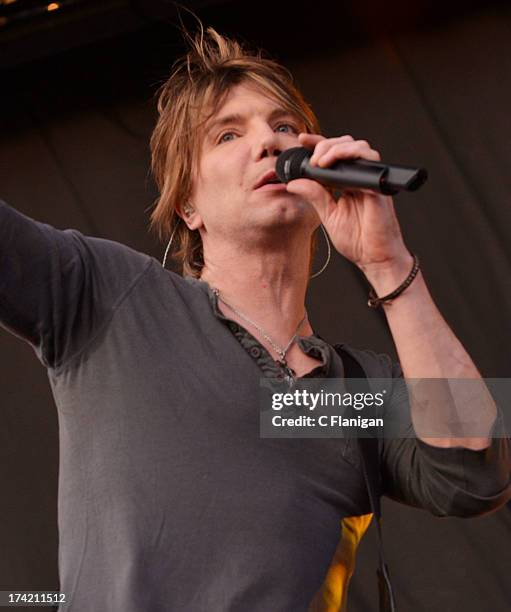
<box><xmin>281</xmin><ymin>133</ymin><xmax>423</xmax><ymax>279</ymax></box>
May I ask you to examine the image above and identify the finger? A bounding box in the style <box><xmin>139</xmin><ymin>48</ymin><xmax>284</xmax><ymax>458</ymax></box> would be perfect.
<box><xmin>316</xmin><ymin>141</ymin><xmax>381</xmax><ymax>167</ymax></box>
<box><xmin>308</xmin><ymin>135</ymin><xmax>355</xmax><ymax>165</ymax></box>
<box><xmin>314</xmin><ymin>140</ymin><xmax>370</xmax><ymax>165</ymax></box>
<box><xmin>297</xmin><ymin>133</ymin><xmax>325</xmax><ymax>149</ymax></box>
<box><xmin>298</xmin><ymin>133</ymin><xmax>354</xmax><ymax>146</ymax></box>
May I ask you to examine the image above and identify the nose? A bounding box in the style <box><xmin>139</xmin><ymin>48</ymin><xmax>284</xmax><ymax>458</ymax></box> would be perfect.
<box><xmin>253</xmin><ymin>123</ymin><xmax>283</xmax><ymax>160</ymax></box>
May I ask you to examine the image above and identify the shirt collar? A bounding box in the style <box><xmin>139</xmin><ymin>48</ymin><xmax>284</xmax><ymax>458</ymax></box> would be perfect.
<box><xmin>185</xmin><ymin>275</ymin><xmax>333</xmax><ymax>378</ymax></box>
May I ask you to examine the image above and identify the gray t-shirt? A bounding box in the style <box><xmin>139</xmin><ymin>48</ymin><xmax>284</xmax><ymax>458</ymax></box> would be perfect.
<box><xmin>1</xmin><ymin>200</ymin><xmax>510</xmax><ymax>612</ymax></box>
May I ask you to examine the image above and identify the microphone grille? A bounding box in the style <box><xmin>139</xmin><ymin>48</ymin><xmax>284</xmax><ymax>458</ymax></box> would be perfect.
<box><xmin>276</xmin><ymin>147</ymin><xmax>311</xmax><ymax>182</ymax></box>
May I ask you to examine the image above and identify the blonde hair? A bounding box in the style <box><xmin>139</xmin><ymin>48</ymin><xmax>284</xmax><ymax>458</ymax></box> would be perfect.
<box><xmin>149</xmin><ymin>26</ymin><xmax>321</xmax><ymax>277</ymax></box>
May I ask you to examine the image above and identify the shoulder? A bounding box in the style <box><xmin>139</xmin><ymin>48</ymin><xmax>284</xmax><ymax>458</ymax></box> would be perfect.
<box><xmin>62</xmin><ymin>229</ymin><xmax>153</xmax><ymax>270</ymax></box>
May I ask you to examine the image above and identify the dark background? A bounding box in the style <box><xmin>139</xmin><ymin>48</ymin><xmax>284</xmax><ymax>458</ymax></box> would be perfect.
<box><xmin>1</xmin><ymin>0</ymin><xmax>511</xmax><ymax>610</ymax></box>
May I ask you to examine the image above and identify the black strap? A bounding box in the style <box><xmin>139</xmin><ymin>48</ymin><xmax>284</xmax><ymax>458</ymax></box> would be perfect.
<box><xmin>335</xmin><ymin>344</ymin><xmax>397</xmax><ymax>612</ymax></box>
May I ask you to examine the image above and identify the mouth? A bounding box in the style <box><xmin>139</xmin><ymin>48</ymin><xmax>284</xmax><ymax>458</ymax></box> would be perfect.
<box><xmin>253</xmin><ymin>170</ymin><xmax>283</xmax><ymax>190</ymax></box>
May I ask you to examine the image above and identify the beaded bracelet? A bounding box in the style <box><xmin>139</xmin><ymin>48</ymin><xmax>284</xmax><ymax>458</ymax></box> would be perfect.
<box><xmin>367</xmin><ymin>253</ymin><xmax>420</xmax><ymax>308</ymax></box>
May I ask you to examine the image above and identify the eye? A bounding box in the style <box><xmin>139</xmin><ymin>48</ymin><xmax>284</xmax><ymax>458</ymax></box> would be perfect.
<box><xmin>217</xmin><ymin>131</ymin><xmax>238</xmax><ymax>144</ymax></box>
<box><xmin>275</xmin><ymin>123</ymin><xmax>299</xmax><ymax>134</ymax></box>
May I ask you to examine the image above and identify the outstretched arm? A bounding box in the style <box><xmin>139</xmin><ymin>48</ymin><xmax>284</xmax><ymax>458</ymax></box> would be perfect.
<box><xmin>0</xmin><ymin>199</ymin><xmax>151</xmax><ymax>370</ymax></box>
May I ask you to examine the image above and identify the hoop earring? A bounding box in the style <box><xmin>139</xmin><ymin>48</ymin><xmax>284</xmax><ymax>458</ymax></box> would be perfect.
<box><xmin>163</xmin><ymin>221</ymin><xmax>332</xmax><ymax>276</ymax></box>
<box><xmin>309</xmin><ymin>224</ymin><xmax>331</xmax><ymax>279</ymax></box>
<box><xmin>162</xmin><ymin>220</ymin><xmax>181</xmax><ymax>269</ymax></box>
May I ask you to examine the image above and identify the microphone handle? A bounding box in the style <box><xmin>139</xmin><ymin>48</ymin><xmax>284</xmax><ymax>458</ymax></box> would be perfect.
<box><xmin>300</xmin><ymin>158</ymin><xmax>427</xmax><ymax>195</ymax></box>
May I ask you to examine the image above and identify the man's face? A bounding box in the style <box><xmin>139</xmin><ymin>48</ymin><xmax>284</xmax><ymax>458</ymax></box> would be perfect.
<box><xmin>187</xmin><ymin>82</ymin><xmax>320</xmax><ymax>244</ymax></box>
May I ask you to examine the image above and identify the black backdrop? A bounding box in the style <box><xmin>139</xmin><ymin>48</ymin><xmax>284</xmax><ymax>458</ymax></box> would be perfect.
<box><xmin>1</xmin><ymin>1</ymin><xmax>511</xmax><ymax>610</ymax></box>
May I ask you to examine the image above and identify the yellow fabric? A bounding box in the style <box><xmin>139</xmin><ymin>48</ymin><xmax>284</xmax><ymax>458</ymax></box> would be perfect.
<box><xmin>308</xmin><ymin>513</ymin><xmax>373</xmax><ymax>612</ymax></box>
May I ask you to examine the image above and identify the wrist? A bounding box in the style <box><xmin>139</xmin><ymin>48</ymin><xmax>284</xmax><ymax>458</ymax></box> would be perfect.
<box><xmin>362</xmin><ymin>252</ymin><xmax>420</xmax><ymax>308</ymax></box>
<box><xmin>360</xmin><ymin>252</ymin><xmax>415</xmax><ymax>296</ymax></box>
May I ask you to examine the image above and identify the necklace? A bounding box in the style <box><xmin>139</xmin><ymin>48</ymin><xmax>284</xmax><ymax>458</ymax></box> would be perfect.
<box><xmin>213</xmin><ymin>288</ymin><xmax>307</xmax><ymax>381</ymax></box>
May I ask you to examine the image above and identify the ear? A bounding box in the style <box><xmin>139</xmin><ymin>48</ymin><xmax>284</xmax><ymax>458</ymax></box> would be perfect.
<box><xmin>179</xmin><ymin>205</ymin><xmax>203</xmax><ymax>231</ymax></box>
<box><xmin>182</xmin><ymin>208</ymin><xmax>204</xmax><ymax>230</ymax></box>
<box><xmin>185</xmin><ymin>212</ymin><xmax>203</xmax><ymax>231</ymax></box>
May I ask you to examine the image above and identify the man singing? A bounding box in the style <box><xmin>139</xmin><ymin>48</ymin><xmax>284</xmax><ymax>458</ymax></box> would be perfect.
<box><xmin>0</xmin><ymin>26</ymin><xmax>510</xmax><ymax>612</ymax></box>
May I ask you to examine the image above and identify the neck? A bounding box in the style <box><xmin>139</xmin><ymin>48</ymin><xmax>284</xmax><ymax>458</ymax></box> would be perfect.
<box><xmin>199</xmin><ymin>235</ymin><xmax>315</xmax><ymax>345</ymax></box>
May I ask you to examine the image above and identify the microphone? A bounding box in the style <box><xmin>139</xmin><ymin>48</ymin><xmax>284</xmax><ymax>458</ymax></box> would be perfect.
<box><xmin>276</xmin><ymin>147</ymin><xmax>428</xmax><ymax>196</ymax></box>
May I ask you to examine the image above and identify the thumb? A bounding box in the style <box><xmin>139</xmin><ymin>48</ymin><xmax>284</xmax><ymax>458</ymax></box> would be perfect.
<box><xmin>285</xmin><ymin>178</ymin><xmax>336</xmax><ymax>221</ymax></box>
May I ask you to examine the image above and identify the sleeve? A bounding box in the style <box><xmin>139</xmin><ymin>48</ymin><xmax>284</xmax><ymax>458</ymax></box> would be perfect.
<box><xmin>0</xmin><ymin>199</ymin><xmax>152</xmax><ymax>370</ymax></box>
<box><xmin>381</xmin><ymin>414</ymin><xmax>511</xmax><ymax>518</ymax></box>
<box><xmin>345</xmin><ymin>345</ymin><xmax>511</xmax><ymax>517</ymax></box>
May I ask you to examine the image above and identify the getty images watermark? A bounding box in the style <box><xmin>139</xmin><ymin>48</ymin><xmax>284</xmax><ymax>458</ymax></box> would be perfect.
<box><xmin>259</xmin><ymin>377</ymin><xmax>511</xmax><ymax>439</ymax></box>
<box><xmin>270</xmin><ymin>387</ymin><xmax>385</xmax><ymax>430</ymax></box>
